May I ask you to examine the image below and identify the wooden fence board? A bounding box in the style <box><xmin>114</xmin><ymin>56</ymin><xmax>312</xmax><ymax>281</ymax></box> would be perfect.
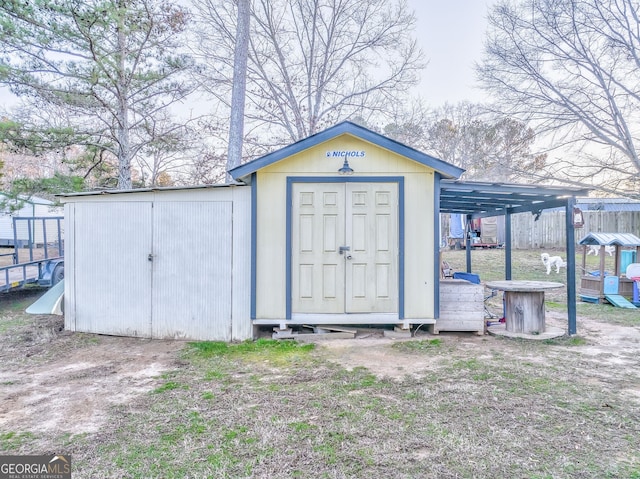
<box><xmin>510</xmin><ymin>211</ymin><xmax>640</xmax><ymax>249</ymax></box>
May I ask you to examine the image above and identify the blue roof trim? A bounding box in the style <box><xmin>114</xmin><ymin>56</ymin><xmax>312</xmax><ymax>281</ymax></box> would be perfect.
<box><xmin>229</xmin><ymin>121</ymin><xmax>464</xmax><ymax>180</ymax></box>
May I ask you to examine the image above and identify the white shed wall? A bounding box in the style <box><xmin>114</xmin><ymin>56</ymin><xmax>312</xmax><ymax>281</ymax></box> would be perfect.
<box><xmin>63</xmin><ymin>186</ymin><xmax>252</xmax><ymax>341</ymax></box>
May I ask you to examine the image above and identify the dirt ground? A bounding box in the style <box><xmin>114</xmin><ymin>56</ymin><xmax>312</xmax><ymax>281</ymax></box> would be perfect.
<box><xmin>320</xmin><ymin>311</ymin><xmax>640</xmax><ymax>380</ymax></box>
<box><xmin>0</xmin><ymin>323</ymin><xmax>185</xmax><ymax>436</ymax></box>
<box><xmin>1</xmin><ymin>300</ymin><xmax>639</xmax><ymax>443</ymax></box>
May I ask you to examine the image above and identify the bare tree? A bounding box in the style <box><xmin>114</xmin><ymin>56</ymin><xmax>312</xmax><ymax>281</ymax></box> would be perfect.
<box><xmin>135</xmin><ymin>113</ymin><xmax>198</xmax><ymax>187</ymax></box>
<box><xmin>183</xmin><ymin>147</ymin><xmax>228</xmax><ymax>185</ymax></box>
<box><xmin>406</xmin><ymin>102</ymin><xmax>546</xmax><ymax>182</ymax></box>
<box><xmin>477</xmin><ymin>0</ymin><xmax>640</xmax><ymax>197</ymax></box>
<box><xmin>193</xmin><ymin>0</ymin><xmax>424</xmax><ymax>152</ymax></box>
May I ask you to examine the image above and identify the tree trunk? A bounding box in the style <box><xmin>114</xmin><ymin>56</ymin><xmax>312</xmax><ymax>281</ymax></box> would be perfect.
<box><xmin>226</xmin><ymin>0</ymin><xmax>250</xmax><ymax>180</ymax></box>
<box><xmin>116</xmin><ymin>1</ymin><xmax>132</xmax><ymax>190</ymax></box>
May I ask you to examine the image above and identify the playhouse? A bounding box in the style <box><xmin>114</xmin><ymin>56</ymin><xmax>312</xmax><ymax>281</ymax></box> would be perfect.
<box><xmin>578</xmin><ymin>232</ymin><xmax>640</xmax><ymax>307</ymax></box>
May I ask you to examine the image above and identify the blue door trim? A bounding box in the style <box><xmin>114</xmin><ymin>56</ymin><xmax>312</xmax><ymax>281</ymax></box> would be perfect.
<box><xmin>286</xmin><ymin>176</ymin><xmax>405</xmax><ymax>320</ymax></box>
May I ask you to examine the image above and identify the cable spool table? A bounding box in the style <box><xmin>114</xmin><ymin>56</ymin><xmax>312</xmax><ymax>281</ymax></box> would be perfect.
<box><xmin>485</xmin><ymin>280</ymin><xmax>564</xmax><ymax>335</ymax></box>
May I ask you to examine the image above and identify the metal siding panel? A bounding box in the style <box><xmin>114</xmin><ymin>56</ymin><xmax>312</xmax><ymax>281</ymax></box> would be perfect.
<box><xmin>152</xmin><ymin>201</ymin><xmax>233</xmax><ymax>341</ymax></box>
<box><xmin>74</xmin><ymin>202</ymin><xmax>153</xmax><ymax>337</ymax></box>
<box><xmin>231</xmin><ymin>186</ymin><xmax>253</xmax><ymax>340</ymax></box>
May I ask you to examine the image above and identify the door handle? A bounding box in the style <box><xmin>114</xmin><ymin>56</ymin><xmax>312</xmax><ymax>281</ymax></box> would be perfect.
<box><xmin>338</xmin><ymin>246</ymin><xmax>350</xmax><ymax>255</ymax></box>
<box><xmin>346</xmin><ymin>254</ymin><xmax>352</xmax><ymax>260</ymax></box>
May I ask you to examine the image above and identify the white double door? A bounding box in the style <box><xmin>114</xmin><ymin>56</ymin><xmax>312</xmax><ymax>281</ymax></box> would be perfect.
<box><xmin>72</xmin><ymin>201</ymin><xmax>233</xmax><ymax>340</ymax></box>
<box><xmin>292</xmin><ymin>182</ymin><xmax>398</xmax><ymax>314</ymax></box>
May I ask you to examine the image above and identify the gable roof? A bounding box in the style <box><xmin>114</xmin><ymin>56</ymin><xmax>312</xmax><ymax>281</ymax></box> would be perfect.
<box><xmin>228</xmin><ymin>121</ymin><xmax>464</xmax><ymax>181</ymax></box>
<box><xmin>578</xmin><ymin>232</ymin><xmax>640</xmax><ymax>247</ymax></box>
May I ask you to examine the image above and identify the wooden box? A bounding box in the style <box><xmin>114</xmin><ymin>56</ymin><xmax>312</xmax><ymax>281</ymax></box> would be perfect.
<box><xmin>432</xmin><ymin>279</ymin><xmax>485</xmax><ymax>335</ymax></box>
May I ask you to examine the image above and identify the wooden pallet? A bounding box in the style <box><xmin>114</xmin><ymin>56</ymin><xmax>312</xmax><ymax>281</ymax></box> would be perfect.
<box><xmin>272</xmin><ymin>325</ymin><xmax>357</xmax><ymax>340</ymax></box>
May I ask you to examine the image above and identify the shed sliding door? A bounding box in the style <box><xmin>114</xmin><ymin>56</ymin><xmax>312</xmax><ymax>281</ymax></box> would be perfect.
<box><xmin>71</xmin><ymin>201</ymin><xmax>233</xmax><ymax>340</ymax></box>
<box><xmin>152</xmin><ymin>202</ymin><xmax>232</xmax><ymax>340</ymax></box>
<box><xmin>73</xmin><ymin>202</ymin><xmax>153</xmax><ymax>337</ymax></box>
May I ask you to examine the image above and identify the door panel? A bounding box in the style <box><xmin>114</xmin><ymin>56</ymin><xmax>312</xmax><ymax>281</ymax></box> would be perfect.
<box><xmin>74</xmin><ymin>202</ymin><xmax>153</xmax><ymax>337</ymax></box>
<box><xmin>292</xmin><ymin>184</ymin><xmax>345</xmax><ymax>313</ymax></box>
<box><xmin>152</xmin><ymin>202</ymin><xmax>233</xmax><ymax>340</ymax></box>
<box><xmin>345</xmin><ymin>183</ymin><xmax>398</xmax><ymax>312</ymax></box>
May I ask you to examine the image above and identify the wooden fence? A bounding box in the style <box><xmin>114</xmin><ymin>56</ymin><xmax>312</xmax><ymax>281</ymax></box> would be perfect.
<box><xmin>511</xmin><ymin>211</ymin><xmax>640</xmax><ymax>249</ymax></box>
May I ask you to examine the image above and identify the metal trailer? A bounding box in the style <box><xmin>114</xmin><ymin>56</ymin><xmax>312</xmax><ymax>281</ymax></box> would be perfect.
<box><xmin>0</xmin><ymin>216</ymin><xmax>64</xmax><ymax>293</ymax></box>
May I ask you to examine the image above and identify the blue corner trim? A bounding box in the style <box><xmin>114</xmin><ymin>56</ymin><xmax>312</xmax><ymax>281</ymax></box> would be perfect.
<box><xmin>433</xmin><ymin>173</ymin><xmax>441</xmax><ymax>318</ymax></box>
<box><xmin>398</xmin><ymin>178</ymin><xmax>405</xmax><ymax>320</ymax></box>
<box><xmin>285</xmin><ymin>179</ymin><xmax>293</xmax><ymax>320</ymax></box>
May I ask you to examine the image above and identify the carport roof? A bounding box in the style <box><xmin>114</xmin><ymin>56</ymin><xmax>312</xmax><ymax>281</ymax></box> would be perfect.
<box><xmin>439</xmin><ymin>180</ymin><xmax>591</xmax><ymax>218</ymax></box>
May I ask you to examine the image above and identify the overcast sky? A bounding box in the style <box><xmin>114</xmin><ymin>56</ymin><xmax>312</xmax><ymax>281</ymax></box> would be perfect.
<box><xmin>0</xmin><ymin>1</ymin><xmax>496</xmax><ymax>111</ymax></box>
<box><xmin>407</xmin><ymin>0</ymin><xmax>496</xmax><ymax>107</ymax></box>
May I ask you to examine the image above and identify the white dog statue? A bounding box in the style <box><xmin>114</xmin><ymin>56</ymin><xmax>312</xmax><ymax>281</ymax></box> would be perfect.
<box><xmin>586</xmin><ymin>245</ymin><xmax>615</xmax><ymax>256</ymax></box>
<box><xmin>541</xmin><ymin>253</ymin><xmax>567</xmax><ymax>274</ymax></box>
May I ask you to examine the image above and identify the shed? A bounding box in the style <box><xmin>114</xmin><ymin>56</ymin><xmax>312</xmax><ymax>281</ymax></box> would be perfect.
<box><xmin>229</xmin><ymin>121</ymin><xmax>463</xmax><ymax>329</ymax></box>
<box><xmin>0</xmin><ymin>194</ymin><xmax>63</xmax><ymax>247</ymax></box>
<box><xmin>60</xmin><ymin>121</ymin><xmax>590</xmax><ymax>341</ymax></box>
<box><xmin>60</xmin><ymin>185</ymin><xmax>252</xmax><ymax>341</ymax></box>
<box><xmin>578</xmin><ymin>232</ymin><xmax>640</xmax><ymax>303</ymax></box>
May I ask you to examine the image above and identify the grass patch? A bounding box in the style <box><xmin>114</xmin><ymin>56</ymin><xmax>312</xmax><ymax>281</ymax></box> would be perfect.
<box><xmin>151</xmin><ymin>381</ymin><xmax>188</xmax><ymax>394</ymax></box>
<box><xmin>187</xmin><ymin>338</ymin><xmax>315</xmax><ymax>367</ymax></box>
<box><xmin>576</xmin><ymin>302</ymin><xmax>640</xmax><ymax>326</ymax></box>
<box><xmin>392</xmin><ymin>338</ymin><xmax>442</xmax><ymax>352</ymax></box>
<box><xmin>0</xmin><ymin>289</ymin><xmax>46</xmax><ymax>312</ymax></box>
<box><xmin>0</xmin><ymin>317</ymin><xmax>26</xmax><ymax>334</ymax></box>
<box><xmin>543</xmin><ymin>335</ymin><xmax>587</xmax><ymax>346</ymax></box>
<box><xmin>1</xmin><ymin>432</ymin><xmax>35</xmax><ymax>451</ymax></box>
<box><xmin>201</xmin><ymin>391</ymin><xmax>215</xmax><ymax>400</ymax></box>
<box><xmin>15</xmin><ymin>335</ymin><xmax>640</xmax><ymax>478</ymax></box>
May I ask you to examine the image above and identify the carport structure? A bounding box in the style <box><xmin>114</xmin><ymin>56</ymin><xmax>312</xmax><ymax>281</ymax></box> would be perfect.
<box><xmin>436</xmin><ymin>179</ymin><xmax>591</xmax><ymax>335</ymax></box>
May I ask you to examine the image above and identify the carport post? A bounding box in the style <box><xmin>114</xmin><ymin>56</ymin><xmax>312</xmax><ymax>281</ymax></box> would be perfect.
<box><xmin>465</xmin><ymin>214</ymin><xmax>472</xmax><ymax>272</ymax></box>
<box><xmin>566</xmin><ymin>198</ymin><xmax>577</xmax><ymax>335</ymax></box>
<box><xmin>505</xmin><ymin>211</ymin><xmax>512</xmax><ymax>280</ymax></box>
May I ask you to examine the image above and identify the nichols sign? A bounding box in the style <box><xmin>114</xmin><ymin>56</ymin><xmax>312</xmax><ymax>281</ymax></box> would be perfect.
<box><xmin>326</xmin><ymin>150</ymin><xmax>365</xmax><ymax>158</ymax></box>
